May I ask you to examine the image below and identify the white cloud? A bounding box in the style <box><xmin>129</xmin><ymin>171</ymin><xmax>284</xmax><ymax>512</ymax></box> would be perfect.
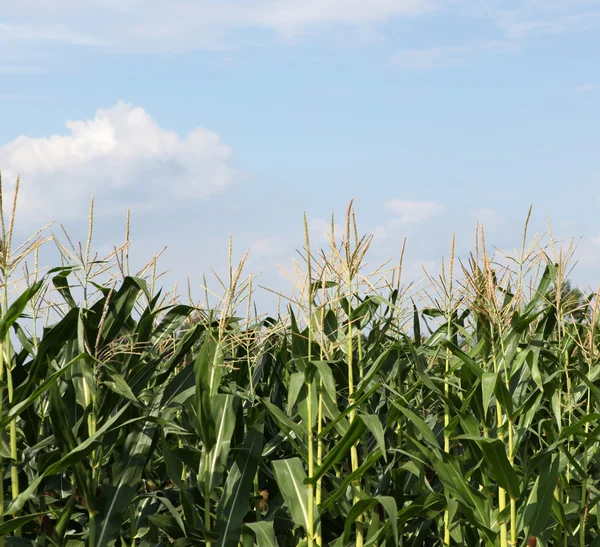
<box><xmin>0</xmin><ymin>0</ymin><xmax>598</xmax><ymax>61</ymax></box>
<box><xmin>372</xmin><ymin>225</ymin><xmax>389</xmax><ymax>241</ymax></box>
<box><xmin>576</xmin><ymin>234</ymin><xmax>600</xmax><ymax>267</ymax></box>
<box><xmin>308</xmin><ymin>217</ymin><xmax>346</xmax><ymax>243</ymax></box>
<box><xmin>390</xmin><ymin>46</ymin><xmax>465</xmax><ymax>70</ymax></box>
<box><xmin>462</xmin><ymin>1</ymin><xmax>600</xmax><ymax>38</ymax></box>
<box><xmin>251</xmin><ymin>0</ymin><xmax>434</xmax><ymax>33</ymax></box>
<box><xmin>0</xmin><ymin>64</ymin><xmax>49</xmax><ymax>74</ymax></box>
<box><xmin>250</xmin><ymin>236</ymin><xmax>285</xmax><ymax>257</ymax></box>
<box><xmin>0</xmin><ymin>22</ymin><xmax>101</xmax><ymax>46</ymax></box>
<box><xmin>577</xmin><ymin>83</ymin><xmax>597</xmax><ymax>92</ymax></box>
<box><xmin>384</xmin><ymin>200</ymin><xmax>445</xmax><ymax>225</ymax></box>
<box><xmin>0</xmin><ymin>101</ymin><xmax>237</xmax><ymax>222</ymax></box>
<box><xmin>371</xmin><ymin>200</ymin><xmax>445</xmax><ymax>242</ymax></box>
<box><xmin>0</xmin><ymin>0</ymin><xmax>436</xmax><ymax>53</ymax></box>
<box><xmin>470</xmin><ymin>207</ymin><xmax>505</xmax><ymax>230</ymax></box>
<box><xmin>0</xmin><ymin>93</ymin><xmax>50</xmax><ymax>101</ymax></box>
<box><xmin>389</xmin><ymin>40</ymin><xmax>518</xmax><ymax>70</ymax></box>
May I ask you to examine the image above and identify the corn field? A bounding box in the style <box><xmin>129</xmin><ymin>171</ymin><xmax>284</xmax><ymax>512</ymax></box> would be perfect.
<box><xmin>0</xmin><ymin>182</ymin><xmax>599</xmax><ymax>547</ymax></box>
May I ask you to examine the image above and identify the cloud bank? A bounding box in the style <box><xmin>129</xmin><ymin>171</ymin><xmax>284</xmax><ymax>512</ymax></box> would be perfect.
<box><xmin>0</xmin><ymin>101</ymin><xmax>237</xmax><ymax>221</ymax></box>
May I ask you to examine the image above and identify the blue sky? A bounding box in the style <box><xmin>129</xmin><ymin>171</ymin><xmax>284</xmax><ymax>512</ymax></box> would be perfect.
<box><xmin>1</xmin><ymin>0</ymin><xmax>599</xmax><ymax>308</ymax></box>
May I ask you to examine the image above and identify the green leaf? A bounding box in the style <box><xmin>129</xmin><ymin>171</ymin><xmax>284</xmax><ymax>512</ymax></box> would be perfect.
<box><xmin>262</xmin><ymin>399</ymin><xmax>306</xmax><ymax>451</ymax></box>
<box><xmin>151</xmin><ymin>304</ymin><xmax>194</xmax><ymax>345</ymax></box>
<box><xmin>340</xmin><ymin>495</ymin><xmax>397</xmax><ymax>545</ymax></box>
<box><xmin>322</xmin><ymin>309</ymin><xmax>339</xmax><ymax>343</ymax></box>
<box><xmin>521</xmin><ymin>453</ymin><xmax>559</xmax><ymax>539</ymax></box>
<box><xmin>194</xmin><ymin>332</ymin><xmax>218</xmax><ymax>452</ymax></box>
<box><xmin>319</xmin><ymin>450</ymin><xmax>383</xmax><ymax>512</ymax></box>
<box><xmin>208</xmin><ymin>394</ymin><xmax>239</xmax><ymax>492</ymax></box>
<box><xmin>6</xmin><ymin>401</ymin><xmax>131</xmax><ymax>515</ymax></box>
<box><xmin>0</xmin><ymin>280</ymin><xmax>44</xmax><ymax>340</ymax></box>
<box><xmin>494</xmin><ymin>378</ymin><xmax>514</xmax><ymax>419</ymax></box>
<box><xmin>459</xmin><ymin>436</ymin><xmax>520</xmax><ymax>499</ymax></box>
<box><xmin>102</xmin><ymin>367</ymin><xmax>139</xmax><ymax>405</ymax></box>
<box><xmin>413</xmin><ymin>440</ymin><xmax>493</xmax><ymax>538</ymax></box>
<box><xmin>0</xmin><ymin>353</ymin><xmax>86</xmax><ymax>429</ymax></box>
<box><xmin>376</xmin><ymin>496</ymin><xmax>398</xmax><ymax>545</ymax></box>
<box><xmin>215</xmin><ymin>425</ymin><xmax>264</xmax><ymax>547</ymax></box>
<box><xmin>321</xmin><ymin>383</ymin><xmax>380</xmax><ymax>438</ymax></box>
<box><xmin>342</xmin><ymin>499</ymin><xmax>379</xmax><ymax>544</ymax></box>
<box><xmin>243</xmin><ymin>520</ymin><xmax>278</xmax><ymax>547</ymax></box>
<box><xmin>5</xmin><ymin>538</ymin><xmax>39</xmax><ymax>547</ymax></box>
<box><xmin>273</xmin><ymin>458</ymin><xmax>314</xmax><ymax>534</ymax></box>
<box><xmin>287</xmin><ymin>372</ymin><xmax>305</xmax><ymax>415</ymax></box>
<box><xmin>481</xmin><ymin>372</ymin><xmax>497</xmax><ymax>416</ymax></box>
<box><xmin>360</xmin><ymin>414</ymin><xmax>387</xmax><ymax>462</ymax></box>
<box><xmin>306</xmin><ymin>416</ymin><xmax>366</xmax><ymax>485</ymax></box>
<box><xmin>94</xmin><ymin>391</ymin><xmax>162</xmax><ymax>546</ymax></box>
<box><xmin>442</xmin><ymin>341</ymin><xmax>483</xmax><ymax>379</ymax></box>
<box><xmin>391</xmin><ymin>401</ymin><xmax>439</xmax><ymax>448</ymax></box>
<box><xmin>310</xmin><ymin>360</ymin><xmax>337</xmax><ymax>402</ymax></box>
<box><xmin>97</xmin><ymin>276</ymin><xmax>147</xmax><ymax>346</ymax></box>
<box><xmin>52</xmin><ymin>267</ymin><xmax>78</xmax><ymax>308</ymax></box>
<box><xmin>0</xmin><ymin>513</ymin><xmax>45</xmax><ymax>536</ymax></box>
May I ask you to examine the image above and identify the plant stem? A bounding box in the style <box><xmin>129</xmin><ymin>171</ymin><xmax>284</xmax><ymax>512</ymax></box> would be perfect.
<box><xmin>444</xmin><ymin>316</ymin><xmax>451</xmax><ymax>546</ymax></box>
<box><xmin>3</xmin><ymin>278</ymin><xmax>22</xmax><ymax>536</ymax></box>
<box><xmin>492</xmin><ymin>345</ymin><xmax>508</xmax><ymax>547</ymax></box>
<box><xmin>307</xmin><ymin>379</ymin><xmax>315</xmax><ymax>546</ymax></box>
<box><xmin>348</xmin><ymin>317</ymin><xmax>363</xmax><ymax>547</ymax></box>
<box><xmin>443</xmin><ymin>236</ymin><xmax>455</xmax><ymax>547</ymax></box>
<box><xmin>0</xmin><ymin>340</ymin><xmax>4</xmax><ymax>547</ymax></box>
<box><xmin>304</xmin><ymin>212</ymin><xmax>317</xmax><ymax>545</ymax></box>
<box><xmin>205</xmin><ymin>451</ymin><xmax>212</xmax><ymax>547</ymax></box>
<box><xmin>315</xmin><ymin>383</ymin><xmax>323</xmax><ymax>546</ymax></box>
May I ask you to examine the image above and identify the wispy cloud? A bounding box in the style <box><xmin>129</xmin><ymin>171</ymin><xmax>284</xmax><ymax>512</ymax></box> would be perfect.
<box><xmin>1</xmin><ymin>1</ymin><xmax>599</xmax><ymax>65</ymax></box>
<box><xmin>384</xmin><ymin>200</ymin><xmax>445</xmax><ymax>225</ymax></box>
<box><xmin>250</xmin><ymin>236</ymin><xmax>285</xmax><ymax>258</ymax></box>
<box><xmin>0</xmin><ymin>64</ymin><xmax>50</xmax><ymax>74</ymax></box>
<box><xmin>463</xmin><ymin>1</ymin><xmax>600</xmax><ymax>38</ymax></box>
<box><xmin>0</xmin><ymin>0</ymin><xmax>436</xmax><ymax>53</ymax></box>
<box><xmin>577</xmin><ymin>83</ymin><xmax>597</xmax><ymax>92</ymax></box>
<box><xmin>390</xmin><ymin>46</ymin><xmax>465</xmax><ymax>70</ymax></box>
<box><xmin>0</xmin><ymin>93</ymin><xmax>51</xmax><ymax>101</ymax></box>
<box><xmin>389</xmin><ymin>40</ymin><xmax>518</xmax><ymax>70</ymax></box>
<box><xmin>308</xmin><ymin>217</ymin><xmax>345</xmax><ymax>243</ymax></box>
<box><xmin>0</xmin><ymin>22</ymin><xmax>102</xmax><ymax>46</ymax></box>
<box><xmin>372</xmin><ymin>200</ymin><xmax>445</xmax><ymax>241</ymax></box>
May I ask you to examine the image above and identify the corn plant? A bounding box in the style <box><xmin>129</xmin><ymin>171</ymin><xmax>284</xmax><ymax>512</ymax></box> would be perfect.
<box><xmin>1</xmin><ymin>177</ymin><xmax>600</xmax><ymax>546</ymax></box>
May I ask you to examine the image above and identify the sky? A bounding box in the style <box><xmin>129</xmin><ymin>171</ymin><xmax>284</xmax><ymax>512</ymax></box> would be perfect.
<box><xmin>1</xmin><ymin>0</ymin><xmax>599</xmax><ymax>310</ymax></box>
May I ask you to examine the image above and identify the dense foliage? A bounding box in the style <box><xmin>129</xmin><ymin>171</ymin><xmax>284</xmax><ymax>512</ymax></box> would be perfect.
<box><xmin>0</xmin><ymin>194</ymin><xmax>598</xmax><ymax>547</ymax></box>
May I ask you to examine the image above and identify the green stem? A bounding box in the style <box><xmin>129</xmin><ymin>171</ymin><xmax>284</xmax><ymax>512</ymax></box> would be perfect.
<box><xmin>307</xmin><ymin>379</ymin><xmax>315</xmax><ymax>546</ymax></box>
<box><xmin>491</xmin><ymin>335</ymin><xmax>508</xmax><ymax>547</ymax></box>
<box><xmin>347</xmin><ymin>317</ymin><xmax>363</xmax><ymax>547</ymax></box>
<box><xmin>580</xmin><ymin>377</ymin><xmax>592</xmax><ymax>546</ymax></box>
<box><xmin>444</xmin><ymin>314</ymin><xmax>452</xmax><ymax>546</ymax></box>
<box><xmin>0</xmin><ymin>465</ymin><xmax>3</xmax><ymax>547</ymax></box>
<box><xmin>3</xmin><ymin>319</ymin><xmax>21</xmax><ymax>537</ymax></box>
<box><xmin>315</xmin><ymin>383</ymin><xmax>323</xmax><ymax>546</ymax></box>
<box><xmin>204</xmin><ymin>451</ymin><xmax>212</xmax><ymax>547</ymax></box>
<box><xmin>88</xmin><ymin>510</ymin><xmax>96</xmax><ymax>547</ymax></box>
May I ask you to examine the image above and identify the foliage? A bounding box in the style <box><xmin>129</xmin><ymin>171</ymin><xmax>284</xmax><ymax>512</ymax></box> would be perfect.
<box><xmin>0</xmin><ymin>186</ymin><xmax>599</xmax><ymax>547</ymax></box>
